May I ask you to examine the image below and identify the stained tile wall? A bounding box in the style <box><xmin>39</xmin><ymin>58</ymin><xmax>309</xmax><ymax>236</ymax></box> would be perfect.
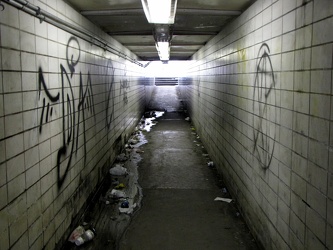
<box><xmin>0</xmin><ymin>0</ymin><xmax>149</xmax><ymax>249</ymax></box>
<box><xmin>180</xmin><ymin>0</ymin><xmax>333</xmax><ymax>249</ymax></box>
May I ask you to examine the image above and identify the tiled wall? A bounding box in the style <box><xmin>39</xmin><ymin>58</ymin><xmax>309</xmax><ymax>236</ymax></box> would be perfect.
<box><xmin>180</xmin><ymin>0</ymin><xmax>333</xmax><ymax>249</ymax></box>
<box><xmin>0</xmin><ymin>0</ymin><xmax>149</xmax><ymax>249</ymax></box>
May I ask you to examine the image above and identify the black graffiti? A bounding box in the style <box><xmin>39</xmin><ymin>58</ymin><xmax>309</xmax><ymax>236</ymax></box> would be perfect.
<box><xmin>252</xmin><ymin>43</ymin><xmax>276</xmax><ymax>169</ymax></box>
<box><xmin>105</xmin><ymin>59</ymin><xmax>116</xmax><ymax>130</ymax></box>
<box><xmin>120</xmin><ymin>69</ymin><xmax>129</xmax><ymax>105</ymax></box>
<box><xmin>66</xmin><ymin>36</ymin><xmax>81</xmax><ymax>77</ymax></box>
<box><xmin>38</xmin><ymin>36</ymin><xmax>95</xmax><ymax>188</ymax></box>
<box><xmin>105</xmin><ymin>63</ymin><xmax>130</xmax><ymax>133</ymax></box>
<box><xmin>38</xmin><ymin>68</ymin><xmax>60</xmax><ymax>133</ymax></box>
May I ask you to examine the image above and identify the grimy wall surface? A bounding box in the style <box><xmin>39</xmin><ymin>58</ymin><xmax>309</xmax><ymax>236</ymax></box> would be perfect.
<box><xmin>0</xmin><ymin>0</ymin><xmax>149</xmax><ymax>249</ymax></box>
<box><xmin>181</xmin><ymin>0</ymin><xmax>333</xmax><ymax>249</ymax></box>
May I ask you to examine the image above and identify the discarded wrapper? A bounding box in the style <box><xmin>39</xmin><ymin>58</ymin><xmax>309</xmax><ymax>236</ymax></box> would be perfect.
<box><xmin>119</xmin><ymin>203</ymin><xmax>137</xmax><ymax>214</ymax></box>
<box><xmin>214</xmin><ymin>197</ymin><xmax>232</xmax><ymax>203</ymax></box>
<box><xmin>110</xmin><ymin>189</ymin><xmax>126</xmax><ymax>198</ymax></box>
<box><xmin>68</xmin><ymin>226</ymin><xmax>85</xmax><ymax>243</ymax></box>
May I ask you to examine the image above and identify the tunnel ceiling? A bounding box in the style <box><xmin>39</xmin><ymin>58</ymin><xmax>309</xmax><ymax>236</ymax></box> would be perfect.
<box><xmin>65</xmin><ymin>0</ymin><xmax>256</xmax><ymax>61</ymax></box>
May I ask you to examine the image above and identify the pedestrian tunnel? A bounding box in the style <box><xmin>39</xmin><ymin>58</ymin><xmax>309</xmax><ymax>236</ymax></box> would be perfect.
<box><xmin>0</xmin><ymin>0</ymin><xmax>333</xmax><ymax>249</ymax></box>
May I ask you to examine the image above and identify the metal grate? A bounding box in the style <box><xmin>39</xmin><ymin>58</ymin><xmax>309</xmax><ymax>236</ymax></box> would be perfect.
<box><xmin>154</xmin><ymin>77</ymin><xmax>179</xmax><ymax>86</ymax></box>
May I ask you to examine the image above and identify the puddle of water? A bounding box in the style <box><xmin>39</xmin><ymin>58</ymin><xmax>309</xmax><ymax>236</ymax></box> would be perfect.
<box><xmin>141</xmin><ymin>111</ymin><xmax>164</xmax><ymax>132</ymax></box>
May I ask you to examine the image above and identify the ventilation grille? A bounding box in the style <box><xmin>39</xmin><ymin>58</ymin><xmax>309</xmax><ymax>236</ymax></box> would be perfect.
<box><xmin>155</xmin><ymin>77</ymin><xmax>178</xmax><ymax>86</ymax></box>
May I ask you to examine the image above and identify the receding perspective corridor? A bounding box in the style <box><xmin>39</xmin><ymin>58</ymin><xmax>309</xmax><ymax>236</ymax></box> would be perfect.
<box><xmin>1</xmin><ymin>0</ymin><xmax>333</xmax><ymax>250</ymax></box>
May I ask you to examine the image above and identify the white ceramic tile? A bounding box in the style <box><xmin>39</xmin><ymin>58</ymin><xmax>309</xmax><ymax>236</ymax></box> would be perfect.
<box><xmin>4</xmin><ymin>113</ymin><xmax>23</xmax><ymax>138</ymax></box>
<box><xmin>313</xmin><ymin>17</ymin><xmax>333</xmax><ymax>45</ymax></box>
<box><xmin>0</xmin><ymin>117</ymin><xmax>4</xmax><ymax>139</ymax></box>
<box><xmin>20</xmin><ymin>31</ymin><xmax>36</xmax><ymax>54</ymax></box>
<box><xmin>280</xmin><ymin>72</ymin><xmax>294</xmax><ymax>90</ymax></box>
<box><xmin>327</xmin><ymin>222</ymin><xmax>333</xmax><ymax>249</ymax></box>
<box><xmin>23</xmin><ymin>110</ymin><xmax>38</xmax><ymax>131</ymax></box>
<box><xmin>4</xmin><ymin>93</ymin><xmax>22</xmax><ymax>115</ymax></box>
<box><xmin>0</xmin><ymin>162</ymin><xmax>6</xmax><ymax>186</ymax></box>
<box><xmin>311</xmin><ymin>70</ymin><xmax>331</xmax><ymax>94</ymax></box>
<box><xmin>311</xmin><ymin>44</ymin><xmax>333</xmax><ymax>70</ymax></box>
<box><xmin>5</xmin><ymin>133</ymin><xmax>24</xmax><ymax>159</ymax></box>
<box><xmin>307</xmin><ymin>161</ymin><xmax>328</xmax><ymax>195</ymax></box>
<box><xmin>9</xmin><ymin>210</ymin><xmax>27</xmax><ymax>246</ymax></box>
<box><xmin>21</xmin><ymin>52</ymin><xmax>36</xmax><ymax>72</ymax></box>
<box><xmin>25</xmin><ymin>163</ymin><xmax>40</xmax><ymax>188</ymax></box>
<box><xmin>1</xmin><ymin>25</ymin><xmax>20</xmax><ymax>50</ymax></box>
<box><xmin>48</xmin><ymin>40</ymin><xmax>58</xmax><ymax>58</ymax></box>
<box><xmin>39</xmin><ymin>155</ymin><xmax>52</xmax><ymax>178</ymax></box>
<box><xmin>24</xmin><ymin>128</ymin><xmax>39</xmax><ymax>151</ymax></box>
<box><xmin>39</xmin><ymin>139</ymin><xmax>51</xmax><ymax>161</ymax></box>
<box><xmin>283</xmin><ymin>10</ymin><xmax>296</xmax><ymax>33</ymax></box>
<box><xmin>281</xmin><ymin>52</ymin><xmax>294</xmax><ymax>71</ymax></box>
<box><xmin>0</xmin><ymin>5</ymin><xmax>19</xmax><ymax>28</ymax></box>
<box><xmin>36</xmin><ymin>37</ymin><xmax>48</xmax><ymax>55</ymax></box>
<box><xmin>22</xmin><ymin>91</ymin><xmax>38</xmax><ymax>112</ymax></box>
<box><xmin>290</xmin><ymin>210</ymin><xmax>305</xmax><ymax>244</ymax></box>
<box><xmin>310</xmin><ymin>94</ymin><xmax>330</xmax><ymax>119</ymax></box>
<box><xmin>308</xmin><ymin>139</ymin><xmax>328</xmax><ymax>170</ymax></box>
<box><xmin>28</xmin><ymin>217</ymin><xmax>42</xmax><ymax>246</ymax></box>
<box><xmin>7</xmin><ymin>173</ymin><xmax>25</xmax><ymax>203</ymax></box>
<box><xmin>282</xmin><ymin>0</ymin><xmax>296</xmax><ymax>14</ymax></box>
<box><xmin>313</xmin><ymin>0</ymin><xmax>333</xmax><ymax>22</ymax></box>
<box><xmin>295</xmin><ymin>48</ymin><xmax>311</xmax><ymax>70</ymax></box>
<box><xmin>0</xmin><ymin>184</ymin><xmax>7</xmax><ymax>210</ymax></box>
<box><xmin>22</xmin><ymin>73</ymin><xmax>37</xmax><ymax>91</ymax></box>
<box><xmin>309</xmin><ymin>116</ymin><xmax>329</xmax><ymax>143</ymax></box>
<box><xmin>3</xmin><ymin>72</ymin><xmax>22</xmax><ymax>93</ymax></box>
<box><xmin>263</xmin><ymin>23</ymin><xmax>272</xmax><ymax>41</ymax></box>
<box><xmin>272</xmin><ymin>0</ymin><xmax>283</xmax><ymax>21</ymax></box>
<box><xmin>282</xmin><ymin>31</ymin><xmax>295</xmax><ymax>52</ymax></box>
<box><xmin>305</xmin><ymin>208</ymin><xmax>326</xmax><ymax>244</ymax></box>
<box><xmin>295</xmin><ymin>25</ymin><xmax>312</xmax><ymax>49</ymax></box>
<box><xmin>47</xmin><ymin>23</ymin><xmax>58</xmax><ymax>41</ymax></box>
<box><xmin>292</xmin><ymin>133</ymin><xmax>308</xmax><ymax>158</ymax></box>
<box><xmin>1</xmin><ymin>49</ymin><xmax>21</xmax><ymax>71</ymax></box>
<box><xmin>19</xmin><ymin>11</ymin><xmax>35</xmax><ymax>33</ymax></box>
<box><xmin>6</xmin><ymin>153</ymin><xmax>24</xmax><ymax>182</ymax></box>
<box><xmin>34</xmin><ymin>19</ymin><xmax>48</xmax><ymax>39</ymax></box>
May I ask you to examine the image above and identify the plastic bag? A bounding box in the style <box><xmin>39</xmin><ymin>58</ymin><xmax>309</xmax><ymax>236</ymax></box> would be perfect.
<box><xmin>109</xmin><ymin>164</ymin><xmax>128</xmax><ymax>175</ymax></box>
<box><xmin>110</xmin><ymin>189</ymin><xmax>126</xmax><ymax>198</ymax></box>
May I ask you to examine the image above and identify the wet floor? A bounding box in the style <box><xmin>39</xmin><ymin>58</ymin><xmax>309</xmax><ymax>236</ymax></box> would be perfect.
<box><xmin>118</xmin><ymin>112</ymin><xmax>259</xmax><ymax>250</ymax></box>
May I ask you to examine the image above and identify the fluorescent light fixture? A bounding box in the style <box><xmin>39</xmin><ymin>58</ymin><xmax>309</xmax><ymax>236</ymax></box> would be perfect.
<box><xmin>141</xmin><ymin>0</ymin><xmax>178</xmax><ymax>24</ymax></box>
<box><xmin>156</xmin><ymin>42</ymin><xmax>170</xmax><ymax>61</ymax></box>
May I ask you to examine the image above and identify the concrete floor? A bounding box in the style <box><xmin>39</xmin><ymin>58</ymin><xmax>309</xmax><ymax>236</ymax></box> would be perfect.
<box><xmin>118</xmin><ymin>111</ymin><xmax>259</xmax><ymax>250</ymax></box>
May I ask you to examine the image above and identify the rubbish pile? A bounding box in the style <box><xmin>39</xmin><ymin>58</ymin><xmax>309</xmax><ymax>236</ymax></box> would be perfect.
<box><xmin>68</xmin><ymin>225</ymin><xmax>96</xmax><ymax>246</ymax></box>
<box><xmin>68</xmin><ymin>111</ymin><xmax>164</xmax><ymax>247</ymax></box>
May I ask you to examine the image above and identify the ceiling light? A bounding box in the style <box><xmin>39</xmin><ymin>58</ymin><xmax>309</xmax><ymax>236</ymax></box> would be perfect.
<box><xmin>141</xmin><ymin>0</ymin><xmax>178</xmax><ymax>24</ymax></box>
<box><xmin>156</xmin><ymin>42</ymin><xmax>170</xmax><ymax>61</ymax></box>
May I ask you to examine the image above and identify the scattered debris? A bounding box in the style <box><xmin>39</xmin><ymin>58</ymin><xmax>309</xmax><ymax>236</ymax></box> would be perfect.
<box><xmin>207</xmin><ymin>161</ymin><xmax>214</xmax><ymax>167</ymax></box>
<box><xmin>109</xmin><ymin>164</ymin><xmax>128</xmax><ymax>176</ymax></box>
<box><xmin>185</xmin><ymin>117</ymin><xmax>190</xmax><ymax>121</ymax></box>
<box><xmin>68</xmin><ymin>226</ymin><xmax>96</xmax><ymax>246</ymax></box>
<box><xmin>214</xmin><ymin>197</ymin><xmax>233</xmax><ymax>203</ymax></box>
<box><xmin>116</xmin><ymin>153</ymin><xmax>128</xmax><ymax>162</ymax></box>
<box><xmin>119</xmin><ymin>203</ymin><xmax>137</xmax><ymax>214</ymax></box>
<box><xmin>222</xmin><ymin>188</ymin><xmax>228</xmax><ymax>194</ymax></box>
<box><xmin>110</xmin><ymin>189</ymin><xmax>126</xmax><ymax>198</ymax></box>
<box><xmin>115</xmin><ymin>183</ymin><xmax>125</xmax><ymax>189</ymax></box>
